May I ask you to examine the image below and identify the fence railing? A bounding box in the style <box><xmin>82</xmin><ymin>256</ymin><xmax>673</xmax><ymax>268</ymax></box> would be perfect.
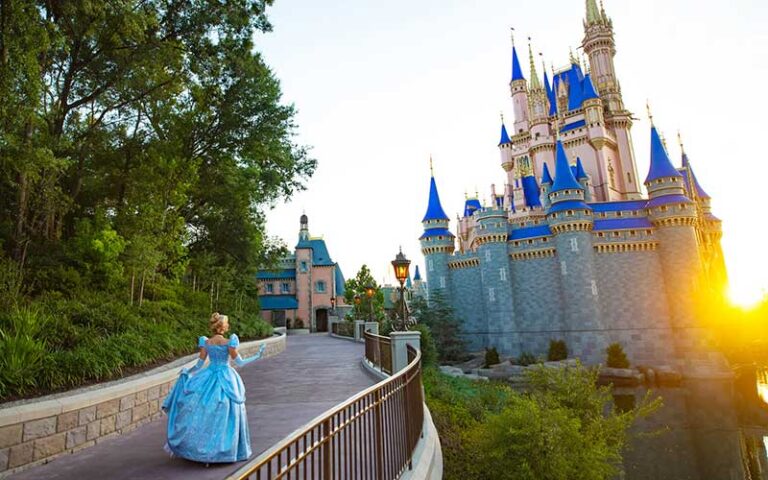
<box><xmin>364</xmin><ymin>332</ymin><xmax>393</xmax><ymax>375</ymax></box>
<box><xmin>331</xmin><ymin>322</ymin><xmax>355</xmax><ymax>338</ymax></box>
<box><xmin>235</xmin><ymin>333</ymin><xmax>423</xmax><ymax>480</ymax></box>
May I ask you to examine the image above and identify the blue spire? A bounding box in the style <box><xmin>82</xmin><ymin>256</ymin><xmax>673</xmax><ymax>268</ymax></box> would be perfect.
<box><xmin>406</xmin><ymin>275</ymin><xmax>413</xmax><ymax>289</ymax></box>
<box><xmin>541</xmin><ymin>162</ymin><xmax>553</xmax><ymax>184</ymax></box>
<box><xmin>522</xmin><ymin>175</ymin><xmax>542</xmax><ymax>208</ymax></box>
<box><xmin>413</xmin><ymin>265</ymin><xmax>422</xmax><ymax>281</ymax></box>
<box><xmin>512</xmin><ymin>45</ymin><xmax>525</xmax><ymax>82</ymax></box>
<box><xmin>682</xmin><ymin>153</ymin><xmax>711</xmax><ymax>199</ymax></box>
<box><xmin>499</xmin><ymin>122</ymin><xmax>511</xmax><ymax>145</ymax></box>
<box><xmin>645</xmin><ymin>126</ymin><xmax>683</xmax><ymax>184</ymax></box>
<box><xmin>551</xmin><ymin>141</ymin><xmax>583</xmax><ymax>192</ymax></box>
<box><xmin>575</xmin><ymin>157</ymin><xmax>588</xmax><ymax>180</ymax></box>
<box><xmin>422</xmin><ymin>175</ymin><xmax>450</xmax><ymax>222</ymax></box>
<box><xmin>582</xmin><ymin>73</ymin><xmax>599</xmax><ymax>101</ymax></box>
<box><xmin>566</xmin><ymin>67</ymin><xmax>583</xmax><ymax>111</ymax></box>
<box><xmin>544</xmin><ymin>70</ymin><xmax>553</xmax><ymax>98</ymax></box>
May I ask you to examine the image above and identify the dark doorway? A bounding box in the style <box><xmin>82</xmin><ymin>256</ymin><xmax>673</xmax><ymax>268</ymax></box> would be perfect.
<box><xmin>271</xmin><ymin>310</ymin><xmax>286</xmax><ymax>327</ymax></box>
<box><xmin>316</xmin><ymin>309</ymin><xmax>328</xmax><ymax>332</ymax></box>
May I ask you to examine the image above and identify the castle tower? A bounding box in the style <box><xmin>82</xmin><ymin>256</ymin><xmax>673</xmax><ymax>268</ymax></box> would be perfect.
<box><xmin>540</xmin><ymin>162</ymin><xmax>553</xmax><ymax>209</ymax></box>
<box><xmin>547</xmin><ymin>138</ymin><xmax>604</xmax><ymax>363</ymax></box>
<box><xmin>581</xmin><ymin>0</ymin><xmax>622</xmax><ymax>113</ymax></box>
<box><xmin>574</xmin><ymin>158</ymin><xmax>593</xmax><ymax>202</ymax></box>
<box><xmin>527</xmin><ymin>44</ymin><xmax>555</xmax><ymax>179</ymax></box>
<box><xmin>509</xmin><ymin>35</ymin><xmax>529</xmax><ymax>135</ymax></box>
<box><xmin>295</xmin><ymin>214</ymin><xmax>313</xmax><ymax>325</ymax></box>
<box><xmin>420</xmin><ymin>164</ymin><xmax>455</xmax><ymax>304</ymax></box>
<box><xmin>643</xmin><ymin>120</ymin><xmax>716</xmax><ymax>370</ymax></box>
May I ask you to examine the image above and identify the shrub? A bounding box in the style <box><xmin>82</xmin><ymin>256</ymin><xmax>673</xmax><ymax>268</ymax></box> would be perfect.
<box><xmin>411</xmin><ymin>323</ymin><xmax>438</xmax><ymax>367</ymax></box>
<box><xmin>517</xmin><ymin>352</ymin><xmax>538</xmax><ymax>366</ymax></box>
<box><xmin>606</xmin><ymin>343</ymin><xmax>630</xmax><ymax>369</ymax></box>
<box><xmin>484</xmin><ymin>347</ymin><xmax>500</xmax><ymax>368</ymax></box>
<box><xmin>293</xmin><ymin>318</ymin><xmax>304</xmax><ymax>329</ymax></box>
<box><xmin>547</xmin><ymin>339</ymin><xmax>568</xmax><ymax>361</ymax></box>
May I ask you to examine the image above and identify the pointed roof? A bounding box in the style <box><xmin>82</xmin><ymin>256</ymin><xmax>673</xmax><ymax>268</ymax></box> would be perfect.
<box><xmin>528</xmin><ymin>42</ymin><xmax>542</xmax><ymax>91</ymax></box>
<box><xmin>586</xmin><ymin>0</ymin><xmax>602</xmax><ymax>25</ymax></box>
<box><xmin>681</xmin><ymin>153</ymin><xmax>711</xmax><ymax>199</ymax></box>
<box><xmin>582</xmin><ymin>73</ymin><xmax>599</xmax><ymax>101</ymax></box>
<box><xmin>645</xmin><ymin>126</ymin><xmax>683</xmax><ymax>183</ymax></box>
<box><xmin>575</xmin><ymin>157</ymin><xmax>588</xmax><ymax>180</ymax></box>
<box><xmin>522</xmin><ymin>175</ymin><xmax>542</xmax><ymax>208</ymax></box>
<box><xmin>463</xmin><ymin>197</ymin><xmax>482</xmax><ymax>217</ymax></box>
<box><xmin>551</xmin><ymin>140</ymin><xmax>583</xmax><ymax>192</ymax></box>
<box><xmin>499</xmin><ymin>122</ymin><xmax>511</xmax><ymax>145</ymax></box>
<box><xmin>405</xmin><ymin>275</ymin><xmax>413</xmax><ymax>289</ymax></box>
<box><xmin>413</xmin><ymin>265</ymin><xmax>422</xmax><ymax>281</ymax></box>
<box><xmin>541</xmin><ymin>162</ymin><xmax>553</xmax><ymax>184</ymax></box>
<box><xmin>512</xmin><ymin>45</ymin><xmax>525</xmax><ymax>82</ymax></box>
<box><xmin>422</xmin><ymin>175</ymin><xmax>450</xmax><ymax>222</ymax></box>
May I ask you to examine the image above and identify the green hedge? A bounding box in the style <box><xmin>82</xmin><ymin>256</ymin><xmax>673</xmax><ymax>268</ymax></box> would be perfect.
<box><xmin>0</xmin><ymin>288</ymin><xmax>272</xmax><ymax>401</ymax></box>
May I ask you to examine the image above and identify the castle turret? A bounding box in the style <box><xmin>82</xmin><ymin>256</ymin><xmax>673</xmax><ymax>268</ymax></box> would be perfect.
<box><xmin>509</xmin><ymin>34</ymin><xmax>529</xmax><ymax>134</ymax></box>
<box><xmin>547</xmin><ymin>138</ymin><xmax>604</xmax><ymax>363</ymax></box>
<box><xmin>643</xmin><ymin>119</ymin><xmax>714</xmax><ymax>371</ymax></box>
<box><xmin>581</xmin><ymin>0</ymin><xmax>623</xmax><ymax>113</ymax></box>
<box><xmin>575</xmin><ymin>157</ymin><xmax>592</xmax><ymax>202</ymax></box>
<box><xmin>499</xmin><ymin>119</ymin><xmax>513</xmax><ymax>171</ymax></box>
<box><xmin>540</xmin><ymin>162</ymin><xmax>553</xmax><ymax>208</ymax></box>
<box><xmin>420</xmin><ymin>163</ymin><xmax>455</xmax><ymax>303</ymax></box>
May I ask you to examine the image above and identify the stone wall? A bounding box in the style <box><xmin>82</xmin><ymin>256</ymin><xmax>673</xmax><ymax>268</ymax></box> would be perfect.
<box><xmin>0</xmin><ymin>334</ymin><xmax>285</xmax><ymax>477</ymax></box>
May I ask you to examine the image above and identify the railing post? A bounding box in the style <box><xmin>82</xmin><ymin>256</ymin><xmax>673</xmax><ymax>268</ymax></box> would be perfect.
<box><xmin>375</xmin><ymin>387</ymin><xmax>385</xmax><ymax>480</ymax></box>
<box><xmin>354</xmin><ymin>320</ymin><xmax>365</xmax><ymax>341</ymax></box>
<box><xmin>389</xmin><ymin>331</ymin><xmax>421</xmax><ymax>373</ymax></box>
<box><xmin>323</xmin><ymin>418</ymin><xmax>332</xmax><ymax>480</ymax></box>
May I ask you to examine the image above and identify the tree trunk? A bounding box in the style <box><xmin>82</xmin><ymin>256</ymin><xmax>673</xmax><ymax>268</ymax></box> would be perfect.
<box><xmin>130</xmin><ymin>271</ymin><xmax>135</xmax><ymax>306</ymax></box>
<box><xmin>192</xmin><ymin>274</ymin><xmax>196</xmax><ymax>292</ymax></box>
<box><xmin>209</xmin><ymin>282</ymin><xmax>214</xmax><ymax>312</ymax></box>
<box><xmin>139</xmin><ymin>271</ymin><xmax>146</xmax><ymax>307</ymax></box>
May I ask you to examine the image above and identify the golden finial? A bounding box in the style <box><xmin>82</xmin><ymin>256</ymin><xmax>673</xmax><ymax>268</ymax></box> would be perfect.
<box><xmin>464</xmin><ymin>190</ymin><xmax>468</xmax><ymax>200</ymax></box>
<box><xmin>475</xmin><ymin>187</ymin><xmax>479</xmax><ymax>199</ymax></box>
<box><xmin>500</xmin><ymin>111</ymin><xmax>504</xmax><ymax>124</ymax></box>
<box><xmin>646</xmin><ymin>100</ymin><xmax>654</xmax><ymax>126</ymax></box>
<box><xmin>510</xmin><ymin>27</ymin><xmax>515</xmax><ymax>47</ymax></box>
<box><xmin>429</xmin><ymin>155</ymin><xmax>434</xmax><ymax>176</ymax></box>
<box><xmin>569</xmin><ymin>47</ymin><xmax>577</xmax><ymax>65</ymax></box>
<box><xmin>677</xmin><ymin>130</ymin><xmax>685</xmax><ymax>153</ymax></box>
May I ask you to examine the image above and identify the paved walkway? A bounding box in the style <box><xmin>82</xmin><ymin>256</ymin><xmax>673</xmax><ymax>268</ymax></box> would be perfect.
<box><xmin>9</xmin><ymin>335</ymin><xmax>377</xmax><ymax>480</ymax></box>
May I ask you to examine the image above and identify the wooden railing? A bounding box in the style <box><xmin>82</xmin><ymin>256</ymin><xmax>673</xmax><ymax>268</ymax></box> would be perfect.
<box><xmin>235</xmin><ymin>333</ymin><xmax>423</xmax><ymax>480</ymax></box>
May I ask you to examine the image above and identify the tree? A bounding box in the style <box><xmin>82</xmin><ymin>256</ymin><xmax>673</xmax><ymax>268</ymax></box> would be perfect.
<box><xmin>343</xmin><ymin>265</ymin><xmax>385</xmax><ymax>321</ymax></box>
<box><xmin>410</xmin><ymin>292</ymin><xmax>465</xmax><ymax>362</ymax></box>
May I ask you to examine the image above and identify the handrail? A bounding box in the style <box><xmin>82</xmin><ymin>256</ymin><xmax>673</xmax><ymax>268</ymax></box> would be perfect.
<box><xmin>235</xmin><ymin>332</ymin><xmax>423</xmax><ymax>480</ymax></box>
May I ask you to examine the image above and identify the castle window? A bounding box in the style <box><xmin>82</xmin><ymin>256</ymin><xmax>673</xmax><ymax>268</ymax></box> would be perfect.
<box><xmin>281</xmin><ymin>282</ymin><xmax>290</xmax><ymax>293</ymax></box>
<box><xmin>560</xmin><ymin>261</ymin><xmax>567</xmax><ymax>276</ymax></box>
<box><xmin>440</xmin><ymin>276</ymin><xmax>446</xmax><ymax>288</ymax></box>
<box><xmin>617</xmin><ymin>211</ymin><xmax>623</xmax><ymax>217</ymax></box>
<box><xmin>542</xmin><ymin>238</ymin><xmax>548</xmax><ymax>242</ymax></box>
<box><xmin>591</xmin><ymin>280</ymin><xmax>598</xmax><ymax>296</ymax></box>
<box><xmin>567</xmin><ymin>210</ymin><xmax>574</xmax><ymax>216</ymax></box>
<box><xmin>570</xmin><ymin>238</ymin><xmax>579</xmax><ymax>252</ymax></box>
<box><xmin>627</xmin><ymin>172</ymin><xmax>632</xmax><ymax>184</ymax></box>
<box><xmin>499</xmin><ymin>268</ymin><xmax>507</xmax><ymax>282</ymax></box>
<box><xmin>300</xmin><ymin>261</ymin><xmax>308</xmax><ymax>272</ymax></box>
<box><xmin>265</xmin><ymin>283</ymin><xmax>274</xmax><ymax>294</ymax></box>
<box><xmin>661</xmin><ymin>206</ymin><xmax>668</xmax><ymax>212</ymax></box>
<box><xmin>315</xmin><ymin>281</ymin><xmax>326</xmax><ymax>293</ymax></box>
<box><xmin>646</xmin><ymin>230</ymin><xmax>652</xmax><ymax>235</ymax></box>
<box><xmin>613</xmin><ymin>232</ymin><xmax>620</xmax><ymax>237</ymax></box>
<box><xmin>429</xmin><ymin>259</ymin><xmax>434</xmax><ymax>272</ymax></box>
<box><xmin>485</xmin><ymin>250</ymin><xmax>491</xmax><ymax>261</ymax></box>
<box><xmin>527</xmin><ymin>240</ymin><xmax>533</xmax><ymax>245</ymax></box>
<box><xmin>488</xmin><ymin>288</ymin><xmax>496</xmax><ymax>302</ymax></box>
<box><xmin>598</xmin><ymin>232</ymin><xmax>605</xmax><ymax>237</ymax></box>
<box><xmin>630</xmin><ymin>230</ymin><xmax>636</xmax><ymax>236</ymax></box>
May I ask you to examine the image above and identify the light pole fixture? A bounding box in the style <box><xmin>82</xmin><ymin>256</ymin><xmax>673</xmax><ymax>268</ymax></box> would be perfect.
<box><xmin>354</xmin><ymin>294</ymin><xmax>361</xmax><ymax>319</ymax></box>
<box><xmin>391</xmin><ymin>247</ymin><xmax>411</xmax><ymax>330</ymax></box>
<box><xmin>330</xmin><ymin>296</ymin><xmax>336</xmax><ymax>315</ymax></box>
<box><xmin>365</xmin><ymin>284</ymin><xmax>375</xmax><ymax>322</ymax></box>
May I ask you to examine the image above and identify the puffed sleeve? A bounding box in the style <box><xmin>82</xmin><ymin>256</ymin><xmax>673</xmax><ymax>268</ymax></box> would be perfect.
<box><xmin>198</xmin><ymin>336</ymin><xmax>207</xmax><ymax>348</ymax></box>
<box><xmin>228</xmin><ymin>333</ymin><xmax>240</xmax><ymax>348</ymax></box>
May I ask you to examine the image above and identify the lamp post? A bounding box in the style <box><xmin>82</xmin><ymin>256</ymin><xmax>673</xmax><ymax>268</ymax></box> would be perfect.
<box><xmin>365</xmin><ymin>284</ymin><xmax>375</xmax><ymax>323</ymax></box>
<box><xmin>330</xmin><ymin>296</ymin><xmax>336</xmax><ymax>316</ymax></box>
<box><xmin>391</xmin><ymin>248</ymin><xmax>411</xmax><ymax>331</ymax></box>
<box><xmin>354</xmin><ymin>295</ymin><xmax>361</xmax><ymax>320</ymax></box>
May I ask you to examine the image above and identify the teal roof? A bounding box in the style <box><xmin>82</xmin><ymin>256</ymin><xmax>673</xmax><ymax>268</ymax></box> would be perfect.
<box><xmin>463</xmin><ymin>198</ymin><xmax>482</xmax><ymax>217</ymax></box>
<box><xmin>575</xmin><ymin>158</ymin><xmax>588</xmax><ymax>180</ymax></box>
<box><xmin>259</xmin><ymin>295</ymin><xmax>299</xmax><ymax>310</ymax></box>
<box><xmin>512</xmin><ymin>46</ymin><xmax>525</xmax><ymax>81</ymax></box>
<box><xmin>296</xmin><ymin>238</ymin><xmax>336</xmax><ymax>266</ymax></box>
<box><xmin>257</xmin><ymin>269</ymin><xmax>296</xmax><ymax>280</ymax></box>
<box><xmin>551</xmin><ymin>141</ymin><xmax>583</xmax><ymax>192</ymax></box>
<box><xmin>541</xmin><ymin>162</ymin><xmax>553</xmax><ymax>184</ymax></box>
<box><xmin>499</xmin><ymin>123</ymin><xmax>511</xmax><ymax>145</ymax></box>
<box><xmin>422</xmin><ymin>176</ymin><xmax>450</xmax><ymax>222</ymax></box>
<box><xmin>645</xmin><ymin>126</ymin><xmax>683</xmax><ymax>183</ymax></box>
<box><xmin>413</xmin><ymin>265</ymin><xmax>422</xmax><ymax>281</ymax></box>
<box><xmin>335</xmin><ymin>267</ymin><xmax>346</xmax><ymax>297</ymax></box>
<box><xmin>420</xmin><ymin>228</ymin><xmax>454</xmax><ymax>240</ymax></box>
<box><xmin>681</xmin><ymin>154</ymin><xmax>710</xmax><ymax>199</ymax></box>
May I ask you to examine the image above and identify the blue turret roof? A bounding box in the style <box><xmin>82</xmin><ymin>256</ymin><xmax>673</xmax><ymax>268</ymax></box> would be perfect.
<box><xmin>681</xmin><ymin>153</ymin><xmax>711</xmax><ymax>199</ymax></box>
<box><xmin>522</xmin><ymin>175</ymin><xmax>542</xmax><ymax>208</ymax></box>
<box><xmin>645</xmin><ymin>126</ymin><xmax>683</xmax><ymax>183</ymax></box>
<box><xmin>566</xmin><ymin>67</ymin><xmax>583</xmax><ymax>111</ymax></box>
<box><xmin>463</xmin><ymin>198</ymin><xmax>482</xmax><ymax>217</ymax></box>
<box><xmin>551</xmin><ymin>141</ymin><xmax>583</xmax><ymax>192</ymax></box>
<box><xmin>582</xmin><ymin>74</ymin><xmax>599</xmax><ymax>101</ymax></box>
<box><xmin>512</xmin><ymin>46</ymin><xmax>525</xmax><ymax>81</ymax></box>
<box><xmin>541</xmin><ymin>162</ymin><xmax>553</xmax><ymax>184</ymax></box>
<box><xmin>575</xmin><ymin>158</ymin><xmax>588</xmax><ymax>180</ymax></box>
<box><xmin>413</xmin><ymin>265</ymin><xmax>422</xmax><ymax>281</ymax></box>
<box><xmin>422</xmin><ymin>176</ymin><xmax>450</xmax><ymax>222</ymax></box>
<box><xmin>499</xmin><ymin>123</ymin><xmax>511</xmax><ymax>145</ymax></box>
<box><xmin>405</xmin><ymin>275</ymin><xmax>412</xmax><ymax>289</ymax></box>
<box><xmin>544</xmin><ymin>70</ymin><xmax>556</xmax><ymax>116</ymax></box>
<box><xmin>335</xmin><ymin>266</ymin><xmax>346</xmax><ymax>296</ymax></box>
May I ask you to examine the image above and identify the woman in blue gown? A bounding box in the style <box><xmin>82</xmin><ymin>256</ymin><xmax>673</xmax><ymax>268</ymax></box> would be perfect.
<box><xmin>162</xmin><ymin>312</ymin><xmax>266</xmax><ymax>463</ymax></box>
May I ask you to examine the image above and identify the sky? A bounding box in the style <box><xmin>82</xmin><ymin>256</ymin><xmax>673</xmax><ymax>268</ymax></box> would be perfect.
<box><xmin>256</xmin><ymin>0</ymin><xmax>768</xmax><ymax>307</ymax></box>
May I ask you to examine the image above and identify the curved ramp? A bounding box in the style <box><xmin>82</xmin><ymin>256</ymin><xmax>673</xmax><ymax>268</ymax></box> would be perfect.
<box><xmin>8</xmin><ymin>335</ymin><xmax>377</xmax><ymax>480</ymax></box>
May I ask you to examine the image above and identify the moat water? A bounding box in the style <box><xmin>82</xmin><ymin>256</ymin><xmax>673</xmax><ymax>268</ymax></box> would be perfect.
<box><xmin>618</xmin><ymin>368</ymin><xmax>768</xmax><ymax>480</ymax></box>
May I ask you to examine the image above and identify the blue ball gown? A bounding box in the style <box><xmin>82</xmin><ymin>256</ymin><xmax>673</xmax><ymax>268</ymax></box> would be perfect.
<box><xmin>162</xmin><ymin>334</ymin><xmax>252</xmax><ymax>463</ymax></box>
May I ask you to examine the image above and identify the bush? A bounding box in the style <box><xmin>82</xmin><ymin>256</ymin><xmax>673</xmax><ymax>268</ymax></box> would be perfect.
<box><xmin>484</xmin><ymin>347</ymin><xmax>500</xmax><ymax>368</ymax></box>
<box><xmin>411</xmin><ymin>323</ymin><xmax>438</xmax><ymax>367</ymax></box>
<box><xmin>547</xmin><ymin>339</ymin><xmax>568</xmax><ymax>361</ymax></box>
<box><xmin>606</xmin><ymin>343</ymin><xmax>630</xmax><ymax>369</ymax></box>
<box><xmin>517</xmin><ymin>352</ymin><xmax>538</xmax><ymax>366</ymax></box>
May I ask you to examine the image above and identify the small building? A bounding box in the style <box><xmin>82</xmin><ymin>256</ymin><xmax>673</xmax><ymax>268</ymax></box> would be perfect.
<box><xmin>257</xmin><ymin>215</ymin><xmax>347</xmax><ymax>331</ymax></box>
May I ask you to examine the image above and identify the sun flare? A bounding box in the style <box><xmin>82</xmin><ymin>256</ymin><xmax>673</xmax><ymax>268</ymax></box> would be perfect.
<box><xmin>727</xmin><ymin>283</ymin><xmax>766</xmax><ymax>310</ymax></box>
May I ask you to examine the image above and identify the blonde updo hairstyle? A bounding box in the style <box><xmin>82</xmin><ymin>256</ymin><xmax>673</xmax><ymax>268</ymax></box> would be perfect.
<box><xmin>209</xmin><ymin>312</ymin><xmax>230</xmax><ymax>335</ymax></box>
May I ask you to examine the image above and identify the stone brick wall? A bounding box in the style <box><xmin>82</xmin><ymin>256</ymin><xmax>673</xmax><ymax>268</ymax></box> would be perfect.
<box><xmin>0</xmin><ymin>334</ymin><xmax>285</xmax><ymax>476</ymax></box>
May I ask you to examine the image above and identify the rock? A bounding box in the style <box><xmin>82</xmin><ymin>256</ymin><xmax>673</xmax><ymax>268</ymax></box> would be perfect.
<box><xmin>656</xmin><ymin>366</ymin><xmax>682</xmax><ymax>386</ymax></box>
<box><xmin>439</xmin><ymin>366</ymin><xmax>464</xmax><ymax>377</ymax></box>
<box><xmin>464</xmin><ymin>374</ymin><xmax>489</xmax><ymax>382</ymax></box>
<box><xmin>454</xmin><ymin>355</ymin><xmax>486</xmax><ymax>373</ymax></box>
<box><xmin>599</xmin><ymin>367</ymin><xmax>643</xmax><ymax>387</ymax></box>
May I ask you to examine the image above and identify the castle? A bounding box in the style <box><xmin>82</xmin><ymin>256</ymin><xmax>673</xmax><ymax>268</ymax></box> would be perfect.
<box><xmin>419</xmin><ymin>0</ymin><xmax>727</xmax><ymax>369</ymax></box>
<box><xmin>257</xmin><ymin>214</ymin><xmax>348</xmax><ymax>332</ymax></box>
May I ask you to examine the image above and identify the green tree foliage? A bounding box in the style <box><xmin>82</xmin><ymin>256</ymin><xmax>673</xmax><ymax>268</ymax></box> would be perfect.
<box><xmin>410</xmin><ymin>323</ymin><xmax>437</xmax><ymax>368</ymax></box>
<box><xmin>606</xmin><ymin>343</ymin><xmax>630</xmax><ymax>369</ymax></box>
<box><xmin>547</xmin><ymin>339</ymin><xmax>568</xmax><ymax>361</ymax></box>
<box><xmin>409</xmin><ymin>292</ymin><xmax>465</xmax><ymax>362</ymax></box>
<box><xmin>484</xmin><ymin>347</ymin><xmax>500</xmax><ymax>368</ymax></box>
<box><xmin>343</xmin><ymin>265</ymin><xmax>385</xmax><ymax>321</ymax></box>
<box><xmin>423</xmin><ymin>363</ymin><xmax>661</xmax><ymax>480</ymax></box>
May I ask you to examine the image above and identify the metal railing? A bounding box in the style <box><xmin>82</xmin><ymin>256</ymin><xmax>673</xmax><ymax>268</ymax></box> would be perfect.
<box><xmin>365</xmin><ymin>332</ymin><xmax>392</xmax><ymax>375</ymax></box>
<box><xmin>236</xmin><ymin>333</ymin><xmax>423</xmax><ymax>480</ymax></box>
<box><xmin>331</xmin><ymin>322</ymin><xmax>354</xmax><ymax>338</ymax></box>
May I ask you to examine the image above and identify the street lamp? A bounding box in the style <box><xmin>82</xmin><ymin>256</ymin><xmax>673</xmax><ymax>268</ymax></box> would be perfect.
<box><xmin>330</xmin><ymin>296</ymin><xmax>336</xmax><ymax>315</ymax></box>
<box><xmin>391</xmin><ymin>247</ymin><xmax>411</xmax><ymax>330</ymax></box>
<box><xmin>354</xmin><ymin>295</ymin><xmax>361</xmax><ymax>320</ymax></box>
<box><xmin>365</xmin><ymin>284</ymin><xmax>375</xmax><ymax>322</ymax></box>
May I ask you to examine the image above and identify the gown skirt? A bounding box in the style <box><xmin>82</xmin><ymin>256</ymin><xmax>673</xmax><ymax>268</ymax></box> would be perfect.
<box><xmin>162</xmin><ymin>335</ymin><xmax>252</xmax><ymax>463</ymax></box>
